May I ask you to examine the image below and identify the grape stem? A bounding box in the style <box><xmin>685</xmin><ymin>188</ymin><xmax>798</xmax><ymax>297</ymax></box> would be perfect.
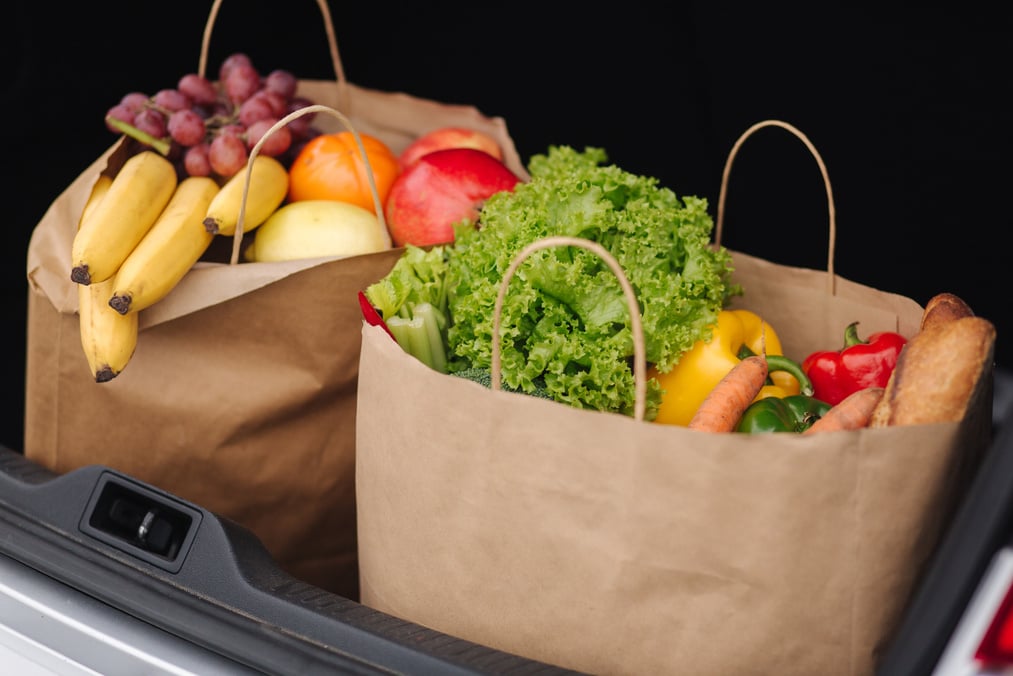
<box><xmin>105</xmin><ymin>116</ymin><xmax>172</xmax><ymax>155</ymax></box>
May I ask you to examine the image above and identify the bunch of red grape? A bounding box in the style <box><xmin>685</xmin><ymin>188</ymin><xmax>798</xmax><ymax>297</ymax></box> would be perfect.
<box><xmin>105</xmin><ymin>52</ymin><xmax>318</xmax><ymax>179</ymax></box>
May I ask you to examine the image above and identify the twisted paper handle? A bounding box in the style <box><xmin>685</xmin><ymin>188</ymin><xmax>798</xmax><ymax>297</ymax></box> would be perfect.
<box><xmin>715</xmin><ymin>119</ymin><xmax>837</xmax><ymax>295</ymax></box>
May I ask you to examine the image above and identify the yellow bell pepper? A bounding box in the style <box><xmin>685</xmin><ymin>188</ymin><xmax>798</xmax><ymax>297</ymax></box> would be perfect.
<box><xmin>649</xmin><ymin>309</ymin><xmax>800</xmax><ymax>426</ymax></box>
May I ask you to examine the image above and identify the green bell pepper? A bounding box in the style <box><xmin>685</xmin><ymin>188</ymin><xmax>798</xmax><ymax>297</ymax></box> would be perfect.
<box><xmin>734</xmin><ymin>351</ymin><xmax>830</xmax><ymax>433</ymax></box>
<box><xmin>736</xmin><ymin>394</ymin><xmax>832</xmax><ymax>434</ymax></box>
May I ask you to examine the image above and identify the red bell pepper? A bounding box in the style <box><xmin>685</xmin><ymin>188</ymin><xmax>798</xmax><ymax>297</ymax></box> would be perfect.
<box><xmin>357</xmin><ymin>290</ymin><xmax>395</xmax><ymax>341</ymax></box>
<box><xmin>801</xmin><ymin>322</ymin><xmax>907</xmax><ymax>406</ymax></box>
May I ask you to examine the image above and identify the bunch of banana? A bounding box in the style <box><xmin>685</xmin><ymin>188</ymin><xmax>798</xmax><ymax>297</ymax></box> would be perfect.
<box><xmin>73</xmin><ymin>148</ymin><xmax>291</xmax><ymax>382</ymax></box>
<box><xmin>202</xmin><ymin>154</ymin><xmax>289</xmax><ymax>237</ymax></box>
<box><xmin>71</xmin><ymin>151</ymin><xmax>177</xmax><ymax>286</ymax></box>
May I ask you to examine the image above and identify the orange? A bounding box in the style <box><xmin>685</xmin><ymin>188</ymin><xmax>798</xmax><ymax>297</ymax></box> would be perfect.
<box><xmin>287</xmin><ymin>131</ymin><xmax>400</xmax><ymax>214</ymax></box>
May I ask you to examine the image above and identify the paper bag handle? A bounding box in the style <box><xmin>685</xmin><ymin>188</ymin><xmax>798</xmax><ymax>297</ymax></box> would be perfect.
<box><xmin>714</xmin><ymin>119</ymin><xmax>837</xmax><ymax>295</ymax></box>
<box><xmin>199</xmin><ymin>0</ymin><xmax>348</xmax><ymax>102</ymax></box>
<box><xmin>230</xmin><ymin>104</ymin><xmax>389</xmax><ymax>265</ymax></box>
<box><xmin>491</xmin><ymin>236</ymin><xmax>647</xmax><ymax>421</ymax></box>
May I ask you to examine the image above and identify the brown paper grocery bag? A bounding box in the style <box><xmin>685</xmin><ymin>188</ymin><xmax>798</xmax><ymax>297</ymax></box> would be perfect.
<box><xmin>354</xmin><ymin>122</ymin><xmax>993</xmax><ymax>673</ymax></box>
<box><xmin>24</xmin><ymin>0</ymin><xmax>524</xmax><ymax>600</ymax></box>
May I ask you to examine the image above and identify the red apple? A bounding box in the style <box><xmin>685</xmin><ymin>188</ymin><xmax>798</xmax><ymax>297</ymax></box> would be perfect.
<box><xmin>384</xmin><ymin>147</ymin><xmax>522</xmax><ymax>247</ymax></box>
<box><xmin>397</xmin><ymin>126</ymin><xmax>504</xmax><ymax>173</ymax></box>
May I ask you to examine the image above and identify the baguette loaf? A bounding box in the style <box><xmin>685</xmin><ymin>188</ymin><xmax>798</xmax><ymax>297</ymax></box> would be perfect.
<box><xmin>870</xmin><ymin>293</ymin><xmax>995</xmax><ymax>427</ymax></box>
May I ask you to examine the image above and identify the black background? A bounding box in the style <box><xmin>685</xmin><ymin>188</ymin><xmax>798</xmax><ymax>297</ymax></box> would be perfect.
<box><xmin>5</xmin><ymin>3</ymin><xmax>1009</xmax><ymax>451</ymax></box>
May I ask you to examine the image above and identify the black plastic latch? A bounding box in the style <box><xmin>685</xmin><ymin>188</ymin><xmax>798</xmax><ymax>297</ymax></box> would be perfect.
<box><xmin>80</xmin><ymin>471</ymin><xmax>202</xmax><ymax>573</ymax></box>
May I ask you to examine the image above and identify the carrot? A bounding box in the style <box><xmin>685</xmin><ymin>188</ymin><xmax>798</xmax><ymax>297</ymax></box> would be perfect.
<box><xmin>688</xmin><ymin>355</ymin><xmax>769</xmax><ymax>433</ymax></box>
<box><xmin>803</xmin><ymin>387</ymin><xmax>885</xmax><ymax>434</ymax></box>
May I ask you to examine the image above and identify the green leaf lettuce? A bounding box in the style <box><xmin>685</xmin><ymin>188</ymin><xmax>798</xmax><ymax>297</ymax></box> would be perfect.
<box><xmin>366</xmin><ymin>145</ymin><xmax>741</xmax><ymax>418</ymax></box>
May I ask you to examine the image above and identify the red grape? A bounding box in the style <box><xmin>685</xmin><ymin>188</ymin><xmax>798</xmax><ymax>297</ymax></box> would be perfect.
<box><xmin>218</xmin><ymin>52</ymin><xmax>253</xmax><ymax>83</ymax></box>
<box><xmin>152</xmin><ymin>88</ymin><xmax>192</xmax><ymax>113</ymax></box>
<box><xmin>177</xmin><ymin>73</ymin><xmax>218</xmax><ymax>106</ymax></box>
<box><xmin>208</xmin><ymin>134</ymin><xmax>248</xmax><ymax>177</ymax></box>
<box><xmin>120</xmin><ymin>92</ymin><xmax>150</xmax><ymax>113</ymax></box>
<box><xmin>287</xmin><ymin>96</ymin><xmax>316</xmax><ymax>120</ymax></box>
<box><xmin>285</xmin><ymin>115</ymin><xmax>312</xmax><ymax>140</ymax></box>
<box><xmin>133</xmin><ymin>108</ymin><xmax>167</xmax><ymax>138</ymax></box>
<box><xmin>284</xmin><ymin>98</ymin><xmax>317</xmax><ymax>139</ymax></box>
<box><xmin>264</xmin><ymin>69</ymin><xmax>298</xmax><ymax>100</ymax></box>
<box><xmin>245</xmin><ymin>119</ymin><xmax>291</xmax><ymax>157</ymax></box>
<box><xmin>183</xmin><ymin>143</ymin><xmax>212</xmax><ymax>177</ymax></box>
<box><xmin>224</xmin><ymin>63</ymin><xmax>261</xmax><ymax>104</ymax></box>
<box><xmin>252</xmin><ymin>89</ymin><xmax>287</xmax><ymax>118</ymax></box>
<box><xmin>106</xmin><ymin>103</ymin><xmax>136</xmax><ymax>131</ymax></box>
<box><xmin>167</xmin><ymin>109</ymin><xmax>206</xmax><ymax>146</ymax></box>
<box><xmin>238</xmin><ymin>95</ymin><xmax>274</xmax><ymax>127</ymax></box>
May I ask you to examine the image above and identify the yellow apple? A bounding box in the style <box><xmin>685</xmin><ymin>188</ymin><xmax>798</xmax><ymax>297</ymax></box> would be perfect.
<box><xmin>248</xmin><ymin>199</ymin><xmax>391</xmax><ymax>262</ymax></box>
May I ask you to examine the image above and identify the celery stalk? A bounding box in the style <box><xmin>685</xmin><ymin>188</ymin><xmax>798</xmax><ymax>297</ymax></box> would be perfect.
<box><xmin>385</xmin><ymin>305</ymin><xmax>448</xmax><ymax>373</ymax></box>
<box><xmin>413</xmin><ymin>303</ymin><xmax>447</xmax><ymax>373</ymax></box>
<box><xmin>386</xmin><ymin>318</ymin><xmax>414</xmax><ymax>354</ymax></box>
<box><xmin>404</xmin><ymin>319</ymin><xmax>435</xmax><ymax>370</ymax></box>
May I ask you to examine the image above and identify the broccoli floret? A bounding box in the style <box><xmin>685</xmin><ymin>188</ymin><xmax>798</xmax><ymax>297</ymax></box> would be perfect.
<box><xmin>451</xmin><ymin>368</ymin><xmax>554</xmax><ymax>400</ymax></box>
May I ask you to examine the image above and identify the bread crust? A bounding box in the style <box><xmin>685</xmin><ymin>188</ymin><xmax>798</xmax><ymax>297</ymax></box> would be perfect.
<box><xmin>920</xmin><ymin>292</ymin><xmax>975</xmax><ymax>332</ymax></box>
<box><xmin>871</xmin><ymin>293</ymin><xmax>995</xmax><ymax>427</ymax></box>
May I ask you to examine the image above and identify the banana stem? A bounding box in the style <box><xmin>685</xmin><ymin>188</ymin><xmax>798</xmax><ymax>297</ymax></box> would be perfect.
<box><xmin>105</xmin><ymin>116</ymin><xmax>172</xmax><ymax>156</ymax></box>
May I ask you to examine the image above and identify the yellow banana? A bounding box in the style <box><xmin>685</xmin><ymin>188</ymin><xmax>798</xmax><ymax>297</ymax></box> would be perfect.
<box><xmin>71</xmin><ymin>151</ymin><xmax>177</xmax><ymax>286</ymax></box>
<box><xmin>202</xmin><ymin>154</ymin><xmax>289</xmax><ymax>236</ymax></box>
<box><xmin>79</xmin><ymin>277</ymin><xmax>139</xmax><ymax>382</ymax></box>
<box><xmin>78</xmin><ymin>173</ymin><xmax>114</xmax><ymax>228</ymax></box>
<box><xmin>76</xmin><ymin>170</ymin><xmax>139</xmax><ymax>382</ymax></box>
<box><xmin>108</xmin><ymin>176</ymin><xmax>219</xmax><ymax>315</ymax></box>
